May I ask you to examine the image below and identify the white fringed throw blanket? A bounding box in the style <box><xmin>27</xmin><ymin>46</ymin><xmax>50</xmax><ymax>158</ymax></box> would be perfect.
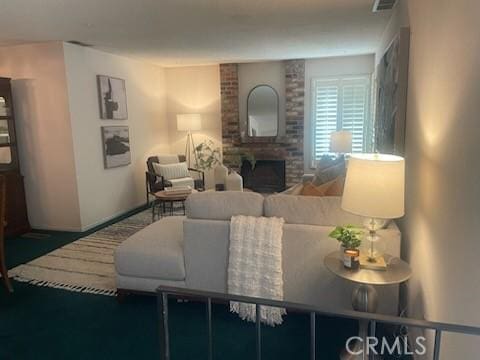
<box><xmin>228</xmin><ymin>215</ymin><xmax>286</xmax><ymax>326</ymax></box>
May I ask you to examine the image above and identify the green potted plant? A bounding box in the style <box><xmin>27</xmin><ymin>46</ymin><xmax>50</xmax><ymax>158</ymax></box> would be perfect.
<box><xmin>222</xmin><ymin>149</ymin><xmax>256</xmax><ymax>172</ymax></box>
<box><xmin>329</xmin><ymin>225</ymin><xmax>363</xmax><ymax>269</ymax></box>
<box><xmin>195</xmin><ymin>140</ymin><xmax>221</xmax><ymax>171</ymax></box>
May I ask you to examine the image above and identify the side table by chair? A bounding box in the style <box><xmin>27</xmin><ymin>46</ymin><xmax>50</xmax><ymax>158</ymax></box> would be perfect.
<box><xmin>151</xmin><ymin>190</ymin><xmax>197</xmax><ymax>221</ymax></box>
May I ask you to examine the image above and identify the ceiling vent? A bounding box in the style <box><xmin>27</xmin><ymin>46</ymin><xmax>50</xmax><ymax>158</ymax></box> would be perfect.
<box><xmin>372</xmin><ymin>0</ymin><xmax>397</xmax><ymax>12</ymax></box>
<box><xmin>67</xmin><ymin>40</ymin><xmax>93</xmax><ymax>47</ymax></box>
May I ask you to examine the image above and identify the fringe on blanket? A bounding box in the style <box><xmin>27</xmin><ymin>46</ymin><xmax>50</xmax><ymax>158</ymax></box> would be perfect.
<box><xmin>230</xmin><ymin>301</ymin><xmax>287</xmax><ymax>327</ymax></box>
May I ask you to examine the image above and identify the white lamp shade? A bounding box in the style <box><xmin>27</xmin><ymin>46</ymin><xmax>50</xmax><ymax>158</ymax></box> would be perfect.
<box><xmin>176</xmin><ymin>114</ymin><xmax>202</xmax><ymax>131</ymax></box>
<box><xmin>341</xmin><ymin>153</ymin><xmax>405</xmax><ymax>219</ymax></box>
<box><xmin>330</xmin><ymin>131</ymin><xmax>352</xmax><ymax>153</ymax></box>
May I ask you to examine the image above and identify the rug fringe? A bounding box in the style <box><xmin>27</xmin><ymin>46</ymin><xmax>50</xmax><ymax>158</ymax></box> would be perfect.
<box><xmin>12</xmin><ymin>275</ymin><xmax>117</xmax><ymax>297</ymax></box>
<box><xmin>8</xmin><ymin>209</ymin><xmax>166</xmax><ymax>297</ymax></box>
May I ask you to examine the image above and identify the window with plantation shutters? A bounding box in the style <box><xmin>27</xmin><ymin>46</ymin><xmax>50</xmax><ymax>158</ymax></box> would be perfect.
<box><xmin>311</xmin><ymin>76</ymin><xmax>372</xmax><ymax>163</ymax></box>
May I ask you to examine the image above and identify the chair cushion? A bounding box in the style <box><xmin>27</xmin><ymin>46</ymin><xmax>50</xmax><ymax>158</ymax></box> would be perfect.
<box><xmin>153</xmin><ymin>162</ymin><xmax>190</xmax><ymax>180</ymax></box>
<box><xmin>114</xmin><ymin>216</ymin><xmax>185</xmax><ymax>281</ymax></box>
<box><xmin>264</xmin><ymin>194</ymin><xmax>363</xmax><ymax>226</ymax></box>
<box><xmin>169</xmin><ymin>177</ymin><xmax>195</xmax><ymax>188</ymax></box>
<box><xmin>186</xmin><ymin>191</ymin><xmax>264</xmax><ymax>220</ymax></box>
<box><xmin>157</xmin><ymin>154</ymin><xmax>181</xmax><ymax>164</ymax></box>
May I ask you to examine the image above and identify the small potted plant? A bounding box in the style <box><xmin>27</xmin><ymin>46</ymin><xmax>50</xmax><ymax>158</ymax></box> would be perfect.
<box><xmin>195</xmin><ymin>140</ymin><xmax>222</xmax><ymax>171</ymax></box>
<box><xmin>222</xmin><ymin>149</ymin><xmax>256</xmax><ymax>172</ymax></box>
<box><xmin>329</xmin><ymin>225</ymin><xmax>363</xmax><ymax>269</ymax></box>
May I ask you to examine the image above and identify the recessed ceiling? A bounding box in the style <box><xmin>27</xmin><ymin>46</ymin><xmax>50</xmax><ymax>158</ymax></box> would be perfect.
<box><xmin>0</xmin><ymin>0</ymin><xmax>392</xmax><ymax>67</ymax></box>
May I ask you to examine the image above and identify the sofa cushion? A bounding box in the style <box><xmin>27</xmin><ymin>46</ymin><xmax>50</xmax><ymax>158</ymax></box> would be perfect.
<box><xmin>169</xmin><ymin>177</ymin><xmax>195</xmax><ymax>188</ymax></box>
<box><xmin>264</xmin><ymin>194</ymin><xmax>363</xmax><ymax>226</ymax></box>
<box><xmin>115</xmin><ymin>216</ymin><xmax>185</xmax><ymax>281</ymax></box>
<box><xmin>186</xmin><ymin>191</ymin><xmax>264</xmax><ymax>220</ymax></box>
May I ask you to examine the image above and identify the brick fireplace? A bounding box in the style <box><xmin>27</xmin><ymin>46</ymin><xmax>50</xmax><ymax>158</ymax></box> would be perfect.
<box><xmin>241</xmin><ymin>159</ymin><xmax>286</xmax><ymax>193</ymax></box>
<box><xmin>220</xmin><ymin>61</ymin><xmax>305</xmax><ymax>187</ymax></box>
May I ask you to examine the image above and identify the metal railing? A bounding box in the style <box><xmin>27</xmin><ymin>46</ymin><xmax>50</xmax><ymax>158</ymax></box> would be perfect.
<box><xmin>156</xmin><ymin>285</ymin><xmax>480</xmax><ymax>360</ymax></box>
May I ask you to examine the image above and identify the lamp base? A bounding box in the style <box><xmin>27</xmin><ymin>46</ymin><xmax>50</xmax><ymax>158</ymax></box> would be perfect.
<box><xmin>361</xmin><ymin>218</ymin><xmax>387</xmax><ymax>266</ymax></box>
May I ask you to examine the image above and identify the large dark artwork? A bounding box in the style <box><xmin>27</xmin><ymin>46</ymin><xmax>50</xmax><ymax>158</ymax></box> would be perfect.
<box><xmin>101</xmin><ymin>126</ymin><xmax>131</xmax><ymax>169</ymax></box>
<box><xmin>97</xmin><ymin>75</ymin><xmax>128</xmax><ymax>120</ymax></box>
<box><xmin>375</xmin><ymin>27</ymin><xmax>410</xmax><ymax>155</ymax></box>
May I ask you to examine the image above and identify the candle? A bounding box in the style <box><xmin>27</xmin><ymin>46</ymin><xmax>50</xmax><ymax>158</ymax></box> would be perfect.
<box><xmin>343</xmin><ymin>249</ymin><xmax>360</xmax><ymax>270</ymax></box>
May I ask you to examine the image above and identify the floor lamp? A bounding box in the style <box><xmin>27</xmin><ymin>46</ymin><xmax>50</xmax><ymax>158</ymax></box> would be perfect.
<box><xmin>177</xmin><ymin>114</ymin><xmax>201</xmax><ymax>169</ymax></box>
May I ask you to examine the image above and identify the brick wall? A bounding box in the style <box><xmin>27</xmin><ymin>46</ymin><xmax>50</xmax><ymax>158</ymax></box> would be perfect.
<box><xmin>220</xmin><ymin>64</ymin><xmax>240</xmax><ymax>147</ymax></box>
<box><xmin>220</xmin><ymin>60</ymin><xmax>305</xmax><ymax>187</ymax></box>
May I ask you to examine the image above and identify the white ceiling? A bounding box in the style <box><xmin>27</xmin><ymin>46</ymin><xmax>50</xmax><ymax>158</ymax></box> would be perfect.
<box><xmin>0</xmin><ymin>0</ymin><xmax>392</xmax><ymax>67</ymax></box>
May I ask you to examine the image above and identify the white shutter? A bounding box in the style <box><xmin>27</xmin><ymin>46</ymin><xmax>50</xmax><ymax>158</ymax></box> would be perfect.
<box><xmin>340</xmin><ymin>78</ymin><xmax>369</xmax><ymax>153</ymax></box>
<box><xmin>311</xmin><ymin>76</ymin><xmax>371</xmax><ymax>162</ymax></box>
<box><xmin>312</xmin><ymin>80</ymin><xmax>338</xmax><ymax>158</ymax></box>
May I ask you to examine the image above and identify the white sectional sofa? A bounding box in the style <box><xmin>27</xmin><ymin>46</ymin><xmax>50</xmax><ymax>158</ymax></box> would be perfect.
<box><xmin>115</xmin><ymin>191</ymin><xmax>402</xmax><ymax>314</ymax></box>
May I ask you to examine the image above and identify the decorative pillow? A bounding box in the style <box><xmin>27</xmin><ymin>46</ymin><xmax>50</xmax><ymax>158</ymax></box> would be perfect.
<box><xmin>300</xmin><ymin>183</ymin><xmax>324</xmax><ymax>196</ymax></box>
<box><xmin>153</xmin><ymin>162</ymin><xmax>190</xmax><ymax>180</ymax></box>
<box><xmin>282</xmin><ymin>182</ymin><xmax>304</xmax><ymax>195</ymax></box>
<box><xmin>300</xmin><ymin>176</ymin><xmax>345</xmax><ymax>197</ymax></box>
<box><xmin>300</xmin><ymin>181</ymin><xmax>332</xmax><ymax>197</ymax></box>
<box><xmin>325</xmin><ymin>176</ymin><xmax>345</xmax><ymax>196</ymax></box>
<box><xmin>312</xmin><ymin>160</ymin><xmax>346</xmax><ymax>186</ymax></box>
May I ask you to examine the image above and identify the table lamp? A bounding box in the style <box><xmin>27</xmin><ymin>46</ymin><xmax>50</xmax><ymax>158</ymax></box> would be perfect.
<box><xmin>330</xmin><ymin>130</ymin><xmax>352</xmax><ymax>154</ymax></box>
<box><xmin>341</xmin><ymin>153</ymin><xmax>405</xmax><ymax>264</ymax></box>
<box><xmin>177</xmin><ymin>114</ymin><xmax>201</xmax><ymax>168</ymax></box>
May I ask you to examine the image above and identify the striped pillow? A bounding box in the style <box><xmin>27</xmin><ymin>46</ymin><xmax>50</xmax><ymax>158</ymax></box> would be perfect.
<box><xmin>153</xmin><ymin>162</ymin><xmax>190</xmax><ymax>180</ymax></box>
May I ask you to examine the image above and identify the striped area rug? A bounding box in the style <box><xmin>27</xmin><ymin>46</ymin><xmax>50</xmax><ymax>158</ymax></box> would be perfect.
<box><xmin>9</xmin><ymin>209</ymin><xmax>179</xmax><ymax>296</ymax></box>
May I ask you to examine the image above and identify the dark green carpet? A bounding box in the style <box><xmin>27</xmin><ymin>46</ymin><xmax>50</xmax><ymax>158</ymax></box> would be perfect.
<box><xmin>1</xmin><ymin>210</ymin><xmax>363</xmax><ymax>360</ymax></box>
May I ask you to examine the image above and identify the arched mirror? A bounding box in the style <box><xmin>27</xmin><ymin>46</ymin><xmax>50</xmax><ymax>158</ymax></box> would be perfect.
<box><xmin>247</xmin><ymin>85</ymin><xmax>279</xmax><ymax>137</ymax></box>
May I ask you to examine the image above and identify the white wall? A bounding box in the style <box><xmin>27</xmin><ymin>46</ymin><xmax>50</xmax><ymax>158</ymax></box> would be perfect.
<box><xmin>63</xmin><ymin>43</ymin><xmax>169</xmax><ymax>230</ymax></box>
<box><xmin>165</xmin><ymin>65</ymin><xmax>221</xmax><ymax>189</ymax></box>
<box><xmin>303</xmin><ymin>55</ymin><xmax>375</xmax><ymax>173</ymax></box>
<box><xmin>381</xmin><ymin>1</ymin><xmax>480</xmax><ymax>358</ymax></box>
<box><xmin>238</xmin><ymin>62</ymin><xmax>286</xmax><ymax>138</ymax></box>
<box><xmin>0</xmin><ymin>43</ymin><xmax>214</xmax><ymax>230</ymax></box>
<box><xmin>0</xmin><ymin>42</ymin><xmax>82</xmax><ymax>231</ymax></box>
